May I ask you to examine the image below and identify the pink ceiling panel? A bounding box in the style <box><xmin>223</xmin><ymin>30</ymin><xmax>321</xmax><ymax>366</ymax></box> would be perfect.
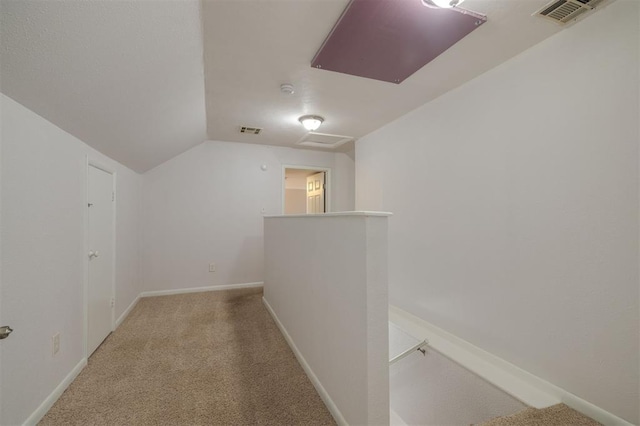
<box><xmin>311</xmin><ymin>0</ymin><xmax>486</xmax><ymax>84</ymax></box>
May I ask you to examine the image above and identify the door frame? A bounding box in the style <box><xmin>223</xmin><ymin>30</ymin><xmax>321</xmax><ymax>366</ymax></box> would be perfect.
<box><xmin>281</xmin><ymin>165</ymin><xmax>331</xmax><ymax>214</ymax></box>
<box><xmin>83</xmin><ymin>157</ymin><xmax>117</xmax><ymax>359</ymax></box>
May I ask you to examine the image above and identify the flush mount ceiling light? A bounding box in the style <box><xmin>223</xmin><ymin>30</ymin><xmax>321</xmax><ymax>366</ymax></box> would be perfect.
<box><xmin>299</xmin><ymin>115</ymin><xmax>324</xmax><ymax>131</ymax></box>
<box><xmin>421</xmin><ymin>0</ymin><xmax>465</xmax><ymax>8</ymax></box>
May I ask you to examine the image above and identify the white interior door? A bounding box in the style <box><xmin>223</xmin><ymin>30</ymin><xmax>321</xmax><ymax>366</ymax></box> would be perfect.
<box><xmin>87</xmin><ymin>165</ymin><xmax>114</xmax><ymax>356</ymax></box>
<box><xmin>0</xmin><ymin>248</ymin><xmax>4</xmax><ymax>423</ymax></box>
<box><xmin>306</xmin><ymin>172</ymin><xmax>325</xmax><ymax>214</ymax></box>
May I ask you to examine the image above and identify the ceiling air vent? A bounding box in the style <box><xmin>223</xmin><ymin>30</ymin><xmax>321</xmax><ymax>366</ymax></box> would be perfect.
<box><xmin>240</xmin><ymin>126</ymin><xmax>262</xmax><ymax>135</ymax></box>
<box><xmin>535</xmin><ymin>0</ymin><xmax>603</xmax><ymax>24</ymax></box>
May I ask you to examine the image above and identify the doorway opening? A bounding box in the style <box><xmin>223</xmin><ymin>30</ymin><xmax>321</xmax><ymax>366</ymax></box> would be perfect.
<box><xmin>283</xmin><ymin>166</ymin><xmax>331</xmax><ymax>214</ymax></box>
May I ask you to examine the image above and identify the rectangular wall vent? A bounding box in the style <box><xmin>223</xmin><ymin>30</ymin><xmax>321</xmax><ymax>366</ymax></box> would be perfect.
<box><xmin>240</xmin><ymin>126</ymin><xmax>262</xmax><ymax>135</ymax></box>
<box><xmin>535</xmin><ymin>0</ymin><xmax>603</xmax><ymax>24</ymax></box>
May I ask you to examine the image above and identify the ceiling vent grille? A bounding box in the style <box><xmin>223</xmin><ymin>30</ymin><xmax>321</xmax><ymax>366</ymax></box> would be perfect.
<box><xmin>240</xmin><ymin>126</ymin><xmax>262</xmax><ymax>135</ymax></box>
<box><xmin>297</xmin><ymin>132</ymin><xmax>353</xmax><ymax>149</ymax></box>
<box><xmin>535</xmin><ymin>0</ymin><xmax>603</xmax><ymax>24</ymax></box>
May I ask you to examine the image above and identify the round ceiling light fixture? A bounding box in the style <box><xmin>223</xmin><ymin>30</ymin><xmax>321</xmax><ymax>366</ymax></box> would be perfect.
<box><xmin>298</xmin><ymin>115</ymin><xmax>324</xmax><ymax>131</ymax></box>
<box><xmin>421</xmin><ymin>0</ymin><xmax>464</xmax><ymax>8</ymax></box>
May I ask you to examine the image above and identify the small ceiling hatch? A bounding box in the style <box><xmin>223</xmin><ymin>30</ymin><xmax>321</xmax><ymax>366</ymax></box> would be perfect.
<box><xmin>535</xmin><ymin>0</ymin><xmax>604</xmax><ymax>24</ymax></box>
<box><xmin>311</xmin><ymin>0</ymin><xmax>487</xmax><ymax>84</ymax></box>
<box><xmin>240</xmin><ymin>126</ymin><xmax>262</xmax><ymax>135</ymax></box>
<box><xmin>297</xmin><ymin>132</ymin><xmax>353</xmax><ymax>149</ymax></box>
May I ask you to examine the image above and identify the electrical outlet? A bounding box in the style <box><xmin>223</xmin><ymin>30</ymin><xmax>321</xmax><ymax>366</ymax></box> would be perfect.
<box><xmin>52</xmin><ymin>333</ymin><xmax>60</xmax><ymax>356</ymax></box>
<box><xmin>209</xmin><ymin>263</ymin><xmax>216</xmax><ymax>272</ymax></box>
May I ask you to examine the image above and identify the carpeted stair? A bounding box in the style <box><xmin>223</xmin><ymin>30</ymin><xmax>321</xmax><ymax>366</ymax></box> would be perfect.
<box><xmin>478</xmin><ymin>403</ymin><xmax>602</xmax><ymax>426</ymax></box>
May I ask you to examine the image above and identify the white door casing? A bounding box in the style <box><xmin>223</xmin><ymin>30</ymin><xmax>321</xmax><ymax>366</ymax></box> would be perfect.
<box><xmin>306</xmin><ymin>171</ymin><xmax>326</xmax><ymax>214</ymax></box>
<box><xmin>0</xmin><ymin>162</ymin><xmax>3</xmax><ymax>422</ymax></box>
<box><xmin>281</xmin><ymin>165</ymin><xmax>331</xmax><ymax>214</ymax></box>
<box><xmin>87</xmin><ymin>164</ymin><xmax>115</xmax><ymax>356</ymax></box>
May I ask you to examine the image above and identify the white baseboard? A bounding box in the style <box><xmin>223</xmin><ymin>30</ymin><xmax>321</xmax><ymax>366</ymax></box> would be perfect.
<box><xmin>115</xmin><ymin>294</ymin><xmax>140</xmax><ymax>328</ymax></box>
<box><xmin>121</xmin><ymin>283</ymin><xmax>264</xmax><ymax>322</ymax></box>
<box><xmin>262</xmin><ymin>297</ymin><xmax>348</xmax><ymax>426</ymax></box>
<box><xmin>389</xmin><ymin>305</ymin><xmax>633</xmax><ymax>426</ymax></box>
<box><xmin>23</xmin><ymin>357</ymin><xmax>87</xmax><ymax>426</ymax></box>
<box><xmin>140</xmin><ymin>282</ymin><xmax>264</xmax><ymax>298</ymax></box>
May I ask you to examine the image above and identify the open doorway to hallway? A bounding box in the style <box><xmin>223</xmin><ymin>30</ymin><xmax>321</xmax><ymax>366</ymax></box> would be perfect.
<box><xmin>283</xmin><ymin>167</ymin><xmax>330</xmax><ymax>214</ymax></box>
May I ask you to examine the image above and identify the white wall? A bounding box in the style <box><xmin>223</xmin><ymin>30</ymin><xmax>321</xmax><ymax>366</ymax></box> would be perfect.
<box><xmin>284</xmin><ymin>173</ymin><xmax>308</xmax><ymax>190</ymax></box>
<box><xmin>390</xmin><ymin>347</ymin><xmax>526</xmax><ymax>425</ymax></box>
<box><xmin>0</xmin><ymin>94</ymin><xmax>141</xmax><ymax>425</ymax></box>
<box><xmin>140</xmin><ymin>140</ymin><xmax>355</xmax><ymax>292</ymax></box>
<box><xmin>114</xmin><ymin>167</ymin><xmax>141</xmax><ymax>320</ymax></box>
<box><xmin>356</xmin><ymin>1</ymin><xmax>639</xmax><ymax>424</ymax></box>
<box><xmin>263</xmin><ymin>213</ymin><xmax>389</xmax><ymax>426</ymax></box>
<box><xmin>284</xmin><ymin>189</ymin><xmax>306</xmax><ymax>214</ymax></box>
<box><xmin>0</xmin><ymin>91</ymin><xmax>4</xmax><ymax>425</ymax></box>
<box><xmin>334</xmin><ymin>149</ymin><xmax>356</xmax><ymax>214</ymax></box>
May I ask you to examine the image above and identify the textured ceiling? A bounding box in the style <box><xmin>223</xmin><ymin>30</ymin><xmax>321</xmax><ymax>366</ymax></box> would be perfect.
<box><xmin>1</xmin><ymin>0</ymin><xmax>567</xmax><ymax>172</ymax></box>
<box><xmin>202</xmin><ymin>0</ymin><xmax>563</xmax><ymax>153</ymax></box>
<box><xmin>0</xmin><ymin>0</ymin><xmax>207</xmax><ymax>173</ymax></box>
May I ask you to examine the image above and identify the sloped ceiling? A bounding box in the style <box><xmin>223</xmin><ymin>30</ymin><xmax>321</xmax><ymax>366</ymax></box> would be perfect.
<box><xmin>0</xmin><ymin>0</ymin><xmax>207</xmax><ymax>172</ymax></box>
<box><xmin>201</xmin><ymin>0</ymin><xmax>563</xmax><ymax>153</ymax></box>
<box><xmin>1</xmin><ymin>0</ymin><xmax>569</xmax><ymax>172</ymax></box>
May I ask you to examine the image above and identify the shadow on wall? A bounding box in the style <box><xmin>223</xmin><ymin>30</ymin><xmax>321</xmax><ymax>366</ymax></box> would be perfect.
<box><xmin>229</xmin><ymin>236</ymin><xmax>264</xmax><ymax>284</ymax></box>
<box><xmin>390</xmin><ymin>347</ymin><xmax>526</xmax><ymax>424</ymax></box>
<box><xmin>225</xmin><ymin>288</ymin><xmax>336</xmax><ymax>424</ymax></box>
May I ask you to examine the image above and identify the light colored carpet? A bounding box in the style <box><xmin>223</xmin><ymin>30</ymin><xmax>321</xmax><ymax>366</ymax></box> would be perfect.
<box><xmin>478</xmin><ymin>403</ymin><xmax>602</xmax><ymax>426</ymax></box>
<box><xmin>40</xmin><ymin>288</ymin><xmax>336</xmax><ymax>426</ymax></box>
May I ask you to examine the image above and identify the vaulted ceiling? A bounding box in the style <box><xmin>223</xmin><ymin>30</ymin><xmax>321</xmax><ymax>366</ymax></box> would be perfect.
<box><xmin>1</xmin><ymin>0</ymin><xmax>566</xmax><ymax>172</ymax></box>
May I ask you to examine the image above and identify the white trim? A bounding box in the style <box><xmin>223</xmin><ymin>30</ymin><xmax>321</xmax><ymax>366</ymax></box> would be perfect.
<box><xmin>262</xmin><ymin>297</ymin><xmax>348</xmax><ymax>426</ymax></box>
<box><xmin>87</xmin><ymin>160</ymin><xmax>114</xmax><ymax>175</ymax></box>
<box><xmin>115</xmin><ymin>295</ymin><xmax>140</xmax><ymax>329</ymax></box>
<box><xmin>265</xmin><ymin>211</ymin><xmax>393</xmax><ymax>219</ymax></box>
<box><xmin>85</xmin><ymin>162</ymin><xmax>117</xmax><ymax>358</ymax></box>
<box><xmin>82</xmin><ymin>156</ymin><xmax>89</xmax><ymax>360</ymax></box>
<box><xmin>140</xmin><ymin>282</ymin><xmax>264</xmax><ymax>298</ymax></box>
<box><xmin>281</xmin><ymin>165</ymin><xmax>332</xmax><ymax>214</ymax></box>
<box><xmin>110</xmin><ymin>170</ymin><xmax>117</xmax><ymax>332</ymax></box>
<box><xmin>389</xmin><ymin>305</ymin><xmax>634</xmax><ymax>426</ymax></box>
<box><xmin>23</xmin><ymin>358</ymin><xmax>87</xmax><ymax>426</ymax></box>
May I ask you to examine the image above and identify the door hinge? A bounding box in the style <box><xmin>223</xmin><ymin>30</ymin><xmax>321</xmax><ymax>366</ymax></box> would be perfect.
<box><xmin>112</xmin><ymin>192</ymin><xmax>115</xmax><ymax>202</ymax></box>
<box><xmin>111</xmin><ymin>298</ymin><xmax>115</xmax><ymax>308</ymax></box>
